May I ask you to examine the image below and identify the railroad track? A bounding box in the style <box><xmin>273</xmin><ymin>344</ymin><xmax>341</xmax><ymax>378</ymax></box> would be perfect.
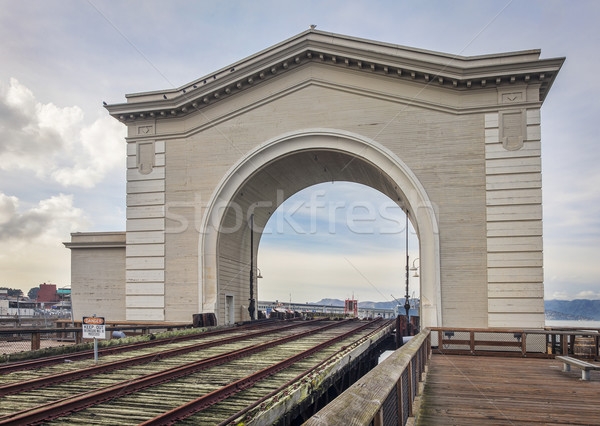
<box><xmin>0</xmin><ymin>319</ymin><xmax>282</xmax><ymax>375</ymax></box>
<box><xmin>0</xmin><ymin>319</ymin><xmax>316</xmax><ymax>395</ymax></box>
<box><xmin>0</xmin><ymin>318</ymin><xmax>390</xmax><ymax>425</ymax></box>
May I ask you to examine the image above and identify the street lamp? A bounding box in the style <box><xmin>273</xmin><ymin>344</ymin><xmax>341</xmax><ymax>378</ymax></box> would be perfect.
<box><xmin>248</xmin><ymin>214</ymin><xmax>256</xmax><ymax>321</ymax></box>
<box><xmin>404</xmin><ymin>212</ymin><xmax>410</xmax><ymax>318</ymax></box>
<box><xmin>410</xmin><ymin>258</ymin><xmax>420</xmax><ymax>277</ymax></box>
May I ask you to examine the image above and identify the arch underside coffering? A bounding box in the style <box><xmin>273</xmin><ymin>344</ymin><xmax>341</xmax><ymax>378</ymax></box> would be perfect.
<box><xmin>199</xmin><ymin>129</ymin><xmax>441</xmax><ymax>327</ymax></box>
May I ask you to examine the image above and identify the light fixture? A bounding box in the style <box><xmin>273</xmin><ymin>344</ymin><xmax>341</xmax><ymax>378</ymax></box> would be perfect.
<box><xmin>257</xmin><ymin>268</ymin><xmax>263</xmax><ymax>279</ymax></box>
<box><xmin>410</xmin><ymin>258</ymin><xmax>420</xmax><ymax>278</ymax></box>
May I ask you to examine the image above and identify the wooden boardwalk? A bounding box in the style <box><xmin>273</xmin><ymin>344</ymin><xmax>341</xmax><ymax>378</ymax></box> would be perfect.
<box><xmin>418</xmin><ymin>354</ymin><xmax>600</xmax><ymax>425</ymax></box>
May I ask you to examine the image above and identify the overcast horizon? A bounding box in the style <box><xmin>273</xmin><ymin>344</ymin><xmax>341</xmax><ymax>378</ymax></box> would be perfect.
<box><xmin>1</xmin><ymin>1</ymin><xmax>599</xmax><ymax>303</ymax></box>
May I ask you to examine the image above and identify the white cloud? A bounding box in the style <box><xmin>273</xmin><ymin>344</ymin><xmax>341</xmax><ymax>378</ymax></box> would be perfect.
<box><xmin>0</xmin><ymin>191</ymin><xmax>90</xmax><ymax>290</ymax></box>
<box><xmin>0</xmin><ymin>78</ymin><xmax>125</xmax><ymax>188</ymax></box>
<box><xmin>550</xmin><ymin>292</ymin><xmax>570</xmax><ymax>301</ymax></box>
<box><xmin>0</xmin><ymin>191</ymin><xmax>90</xmax><ymax>244</ymax></box>
<box><xmin>574</xmin><ymin>291</ymin><xmax>600</xmax><ymax>300</ymax></box>
<box><xmin>544</xmin><ymin>167</ymin><xmax>600</xmax><ymax>239</ymax></box>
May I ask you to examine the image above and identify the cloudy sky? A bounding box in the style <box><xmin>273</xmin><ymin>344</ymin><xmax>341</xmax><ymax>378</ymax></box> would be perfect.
<box><xmin>0</xmin><ymin>0</ymin><xmax>598</xmax><ymax>303</ymax></box>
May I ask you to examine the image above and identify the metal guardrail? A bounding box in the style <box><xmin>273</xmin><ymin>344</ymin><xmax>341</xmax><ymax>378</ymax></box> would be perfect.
<box><xmin>306</xmin><ymin>328</ymin><xmax>431</xmax><ymax>426</ymax></box>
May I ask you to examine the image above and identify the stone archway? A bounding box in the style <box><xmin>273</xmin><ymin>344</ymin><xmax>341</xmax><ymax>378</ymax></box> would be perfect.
<box><xmin>199</xmin><ymin>129</ymin><xmax>441</xmax><ymax>327</ymax></box>
<box><xmin>87</xmin><ymin>29</ymin><xmax>560</xmax><ymax>327</ymax></box>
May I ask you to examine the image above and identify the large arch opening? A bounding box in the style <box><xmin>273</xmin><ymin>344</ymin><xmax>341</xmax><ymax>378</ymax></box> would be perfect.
<box><xmin>199</xmin><ymin>130</ymin><xmax>441</xmax><ymax>327</ymax></box>
<box><xmin>257</xmin><ymin>181</ymin><xmax>420</xmax><ymax>309</ymax></box>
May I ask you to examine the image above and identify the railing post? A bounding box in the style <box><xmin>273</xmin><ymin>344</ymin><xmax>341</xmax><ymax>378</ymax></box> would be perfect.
<box><xmin>420</xmin><ymin>343</ymin><xmax>425</xmax><ymax>378</ymax></box>
<box><xmin>521</xmin><ymin>332</ymin><xmax>527</xmax><ymax>356</ymax></box>
<box><xmin>396</xmin><ymin>315</ymin><xmax>401</xmax><ymax>349</ymax></box>
<box><xmin>437</xmin><ymin>329</ymin><xmax>442</xmax><ymax>353</ymax></box>
<box><xmin>407</xmin><ymin>359</ymin><xmax>413</xmax><ymax>417</ymax></box>
<box><xmin>569</xmin><ymin>334</ymin><xmax>575</xmax><ymax>354</ymax></box>
<box><xmin>399</xmin><ymin>372</ymin><xmax>406</xmax><ymax>425</ymax></box>
<box><xmin>396</xmin><ymin>380</ymin><xmax>402</xmax><ymax>426</ymax></box>
<box><xmin>75</xmin><ymin>329</ymin><xmax>82</xmax><ymax>344</ymax></box>
<box><xmin>470</xmin><ymin>331</ymin><xmax>475</xmax><ymax>354</ymax></box>
<box><xmin>427</xmin><ymin>333</ymin><xmax>431</xmax><ymax>359</ymax></box>
<box><xmin>31</xmin><ymin>332</ymin><xmax>40</xmax><ymax>351</ymax></box>
<box><xmin>373</xmin><ymin>408</ymin><xmax>383</xmax><ymax>426</ymax></box>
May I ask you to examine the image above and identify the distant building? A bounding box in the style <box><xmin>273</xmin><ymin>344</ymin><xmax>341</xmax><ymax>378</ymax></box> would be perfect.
<box><xmin>37</xmin><ymin>283</ymin><xmax>59</xmax><ymax>303</ymax></box>
<box><xmin>0</xmin><ymin>299</ymin><xmax>35</xmax><ymax>317</ymax></box>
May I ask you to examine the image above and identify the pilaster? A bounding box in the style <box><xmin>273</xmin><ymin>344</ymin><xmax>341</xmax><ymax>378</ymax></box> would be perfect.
<box><xmin>485</xmin><ymin>108</ymin><xmax>544</xmax><ymax>328</ymax></box>
<box><xmin>125</xmin><ymin>138</ymin><xmax>166</xmax><ymax>321</ymax></box>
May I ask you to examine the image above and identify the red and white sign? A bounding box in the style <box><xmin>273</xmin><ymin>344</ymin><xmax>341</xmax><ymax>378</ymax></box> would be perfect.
<box><xmin>82</xmin><ymin>316</ymin><xmax>106</xmax><ymax>339</ymax></box>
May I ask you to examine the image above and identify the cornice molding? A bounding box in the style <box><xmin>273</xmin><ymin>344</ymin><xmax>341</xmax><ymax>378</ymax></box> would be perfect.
<box><xmin>124</xmin><ymin>79</ymin><xmax>544</xmax><ymax>143</ymax></box>
<box><xmin>63</xmin><ymin>241</ymin><xmax>126</xmax><ymax>249</ymax></box>
<box><xmin>64</xmin><ymin>231</ymin><xmax>126</xmax><ymax>249</ymax></box>
<box><xmin>106</xmin><ymin>30</ymin><xmax>564</xmax><ymax>124</ymax></box>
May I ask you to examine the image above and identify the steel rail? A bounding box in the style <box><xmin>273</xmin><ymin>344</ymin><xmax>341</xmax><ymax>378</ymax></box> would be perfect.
<box><xmin>0</xmin><ymin>319</ymin><xmax>353</xmax><ymax>425</ymax></box>
<box><xmin>0</xmin><ymin>319</ymin><xmax>282</xmax><ymax>375</ymax></box>
<box><xmin>0</xmin><ymin>319</ymin><xmax>320</xmax><ymax>396</ymax></box>
<box><xmin>218</xmin><ymin>318</ymin><xmax>394</xmax><ymax>425</ymax></box>
<box><xmin>141</xmin><ymin>319</ymin><xmax>386</xmax><ymax>425</ymax></box>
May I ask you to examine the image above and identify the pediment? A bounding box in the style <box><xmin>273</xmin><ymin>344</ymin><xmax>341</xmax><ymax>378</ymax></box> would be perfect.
<box><xmin>106</xmin><ymin>29</ymin><xmax>564</xmax><ymax>124</ymax></box>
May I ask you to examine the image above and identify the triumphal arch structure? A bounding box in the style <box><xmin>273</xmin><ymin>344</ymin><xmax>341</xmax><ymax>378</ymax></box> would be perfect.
<box><xmin>66</xmin><ymin>30</ymin><xmax>563</xmax><ymax>328</ymax></box>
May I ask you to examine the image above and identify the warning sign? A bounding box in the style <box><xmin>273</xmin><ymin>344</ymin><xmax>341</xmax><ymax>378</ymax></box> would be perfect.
<box><xmin>82</xmin><ymin>316</ymin><xmax>106</xmax><ymax>339</ymax></box>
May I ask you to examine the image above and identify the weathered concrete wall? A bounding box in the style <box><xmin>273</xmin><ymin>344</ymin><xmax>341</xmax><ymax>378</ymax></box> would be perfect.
<box><xmin>67</xmin><ymin>232</ymin><xmax>126</xmax><ymax>321</ymax></box>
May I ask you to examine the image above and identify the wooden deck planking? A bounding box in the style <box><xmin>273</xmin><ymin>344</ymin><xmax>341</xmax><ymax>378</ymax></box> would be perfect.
<box><xmin>418</xmin><ymin>354</ymin><xmax>600</xmax><ymax>425</ymax></box>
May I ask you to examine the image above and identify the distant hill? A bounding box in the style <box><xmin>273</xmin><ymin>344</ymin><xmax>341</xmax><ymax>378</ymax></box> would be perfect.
<box><xmin>357</xmin><ymin>301</ymin><xmax>399</xmax><ymax>310</ymax></box>
<box><xmin>312</xmin><ymin>298</ymin><xmax>345</xmax><ymax>307</ymax></box>
<box><xmin>544</xmin><ymin>299</ymin><xmax>600</xmax><ymax>320</ymax></box>
<box><xmin>545</xmin><ymin>309</ymin><xmax>594</xmax><ymax>321</ymax></box>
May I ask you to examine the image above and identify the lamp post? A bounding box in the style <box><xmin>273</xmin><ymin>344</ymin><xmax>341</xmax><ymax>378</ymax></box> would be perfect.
<box><xmin>404</xmin><ymin>212</ymin><xmax>410</xmax><ymax>318</ymax></box>
<box><xmin>248</xmin><ymin>214</ymin><xmax>256</xmax><ymax>321</ymax></box>
<box><xmin>256</xmin><ymin>267</ymin><xmax>263</xmax><ymax>316</ymax></box>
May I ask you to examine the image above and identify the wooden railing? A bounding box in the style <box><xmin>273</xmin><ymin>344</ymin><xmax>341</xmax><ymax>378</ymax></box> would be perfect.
<box><xmin>431</xmin><ymin>327</ymin><xmax>600</xmax><ymax>358</ymax></box>
<box><xmin>306</xmin><ymin>325</ymin><xmax>599</xmax><ymax>425</ymax></box>
<box><xmin>0</xmin><ymin>323</ymin><xmax>193</xmax><ymax>357</ymax></box>
<box><xmin>306</xmin><ymin>328</ymin><xmax>431</xmax><ymax>426</ymax></box>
